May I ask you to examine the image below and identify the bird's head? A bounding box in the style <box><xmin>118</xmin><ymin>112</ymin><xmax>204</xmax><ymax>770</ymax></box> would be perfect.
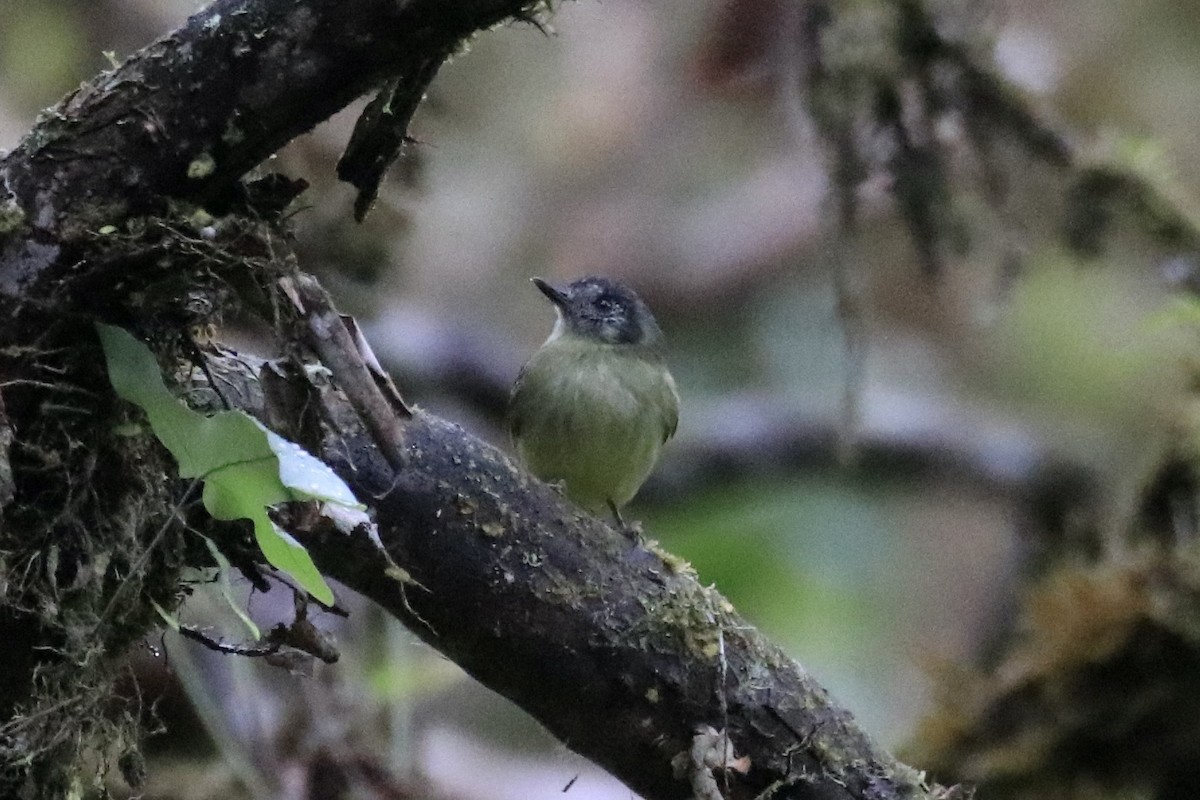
<box><xmin>533</xmin><ymin>276</ymin><xmax>663</xmax><ymax>347</ymax></box>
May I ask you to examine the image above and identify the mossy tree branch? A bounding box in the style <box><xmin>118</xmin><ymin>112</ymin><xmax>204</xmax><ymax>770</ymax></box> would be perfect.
<box><xmin>240</xmin><ymin>346</ymin><xmax>951</xmax><ymax>800</ymax></box>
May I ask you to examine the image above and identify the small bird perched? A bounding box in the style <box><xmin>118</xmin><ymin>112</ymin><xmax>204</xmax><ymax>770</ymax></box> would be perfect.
<box><xmin>508</xmin><ymin>276</ymin><xmax>680</xmax><ymax>522</ymax></box>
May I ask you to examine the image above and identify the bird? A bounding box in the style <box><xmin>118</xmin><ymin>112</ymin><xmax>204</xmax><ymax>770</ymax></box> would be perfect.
<box><xmin>508</xmin><ymin>276</ymin><xmax>680</xmax><ymax>524</ymax></box>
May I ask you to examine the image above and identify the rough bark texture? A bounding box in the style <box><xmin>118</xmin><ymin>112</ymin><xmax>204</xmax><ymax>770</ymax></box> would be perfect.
<box><xmin>0</xmin><ymin>0</ymin><xmax>955</xmax><ymax>798</ymax></box>
<box><xmin>250</xmin><ymin>350</ymin><xmax>937</xmax><ymax>800</ymax></box>
<box><xmin>0</xmin><ymin>0</ymin><xmax>539</xmax><ymax>304</ymax></box>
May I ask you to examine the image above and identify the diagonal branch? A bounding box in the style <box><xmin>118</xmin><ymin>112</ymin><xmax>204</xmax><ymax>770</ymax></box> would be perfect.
<box><xmin>241</xmin><ymin>346</ymin><xmax>948</xmax><ymax>800</ymax></box>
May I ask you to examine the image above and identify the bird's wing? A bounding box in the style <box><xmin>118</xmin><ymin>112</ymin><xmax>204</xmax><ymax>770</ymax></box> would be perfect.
<box><xmin>661</xmin><ymin>370</ymin><xmax>680</xmax><ymax>443</ymax></box>
<box><xmin>506</xmin><ymin>363</ymin><xmax>531</xmax><ymax>442</ymax></box>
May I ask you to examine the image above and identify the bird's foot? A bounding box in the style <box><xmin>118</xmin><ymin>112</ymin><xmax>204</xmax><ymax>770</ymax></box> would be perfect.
<box><xmin>607</xmin><ymin>499</ymin><xmax>642</xmax><ymax>542</ymax></box>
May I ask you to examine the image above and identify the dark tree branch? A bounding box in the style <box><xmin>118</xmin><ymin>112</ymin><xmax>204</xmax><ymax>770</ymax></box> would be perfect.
<box><xmin>0</xmin><ymin>0</ymin><xmax>541</xmax><ymax>290</ymax></box>
<box><xmin>220</xmin><ymin>346</ymin><xmax>946</xmax><ymax>800</ymax></box>
<box><xmin>282</xmin><ymin>271</ymin><xmax>411</xmax><ymax>467</ymax></box>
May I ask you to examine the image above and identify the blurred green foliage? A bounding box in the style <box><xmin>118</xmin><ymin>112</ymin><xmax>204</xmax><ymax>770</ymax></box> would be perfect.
<box><xmin>644</xmin><ymin>474</ymin><xmax>916</xmax><ymax>739</ymax></box>
<box><xmin>0</xmin><ymin>2</ymin><xmax>89</xmax><ymax>113</ymax></box>
<box><xmin>648</xmin><ymin>476</ymin><xmax>898</xmax><ymax>641</ymax></box>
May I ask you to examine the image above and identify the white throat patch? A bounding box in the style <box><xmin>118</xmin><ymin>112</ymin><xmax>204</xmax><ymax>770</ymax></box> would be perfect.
<box><xmin>544</xmin><ymin>309</ymin><xmax>568</xmax><ymax>344</ymax></box>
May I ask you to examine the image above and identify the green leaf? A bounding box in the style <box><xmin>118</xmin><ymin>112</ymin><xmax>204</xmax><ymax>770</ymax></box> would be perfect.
<box><xmin>200</xmin><ymin>534</ymin><xmax>261</xmax><ymax>640</ymax></box>
<box><xmin>97</xmin><ymin>323</ymin><xmax>354</xmax><ymax>606</ymax></box>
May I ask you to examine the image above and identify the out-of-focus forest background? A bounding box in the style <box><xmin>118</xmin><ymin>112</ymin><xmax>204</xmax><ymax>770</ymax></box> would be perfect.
<box><xmin>5</xmin><ymin>1</ymin><xmax>1200</xmax><ymax>798</ymax></box>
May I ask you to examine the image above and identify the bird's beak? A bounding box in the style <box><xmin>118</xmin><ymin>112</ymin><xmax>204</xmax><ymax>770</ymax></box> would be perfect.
<box><xmin>532</xmin><ymin>277</ymin><xmax>568</xmax><ymax>308</ymax></box>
